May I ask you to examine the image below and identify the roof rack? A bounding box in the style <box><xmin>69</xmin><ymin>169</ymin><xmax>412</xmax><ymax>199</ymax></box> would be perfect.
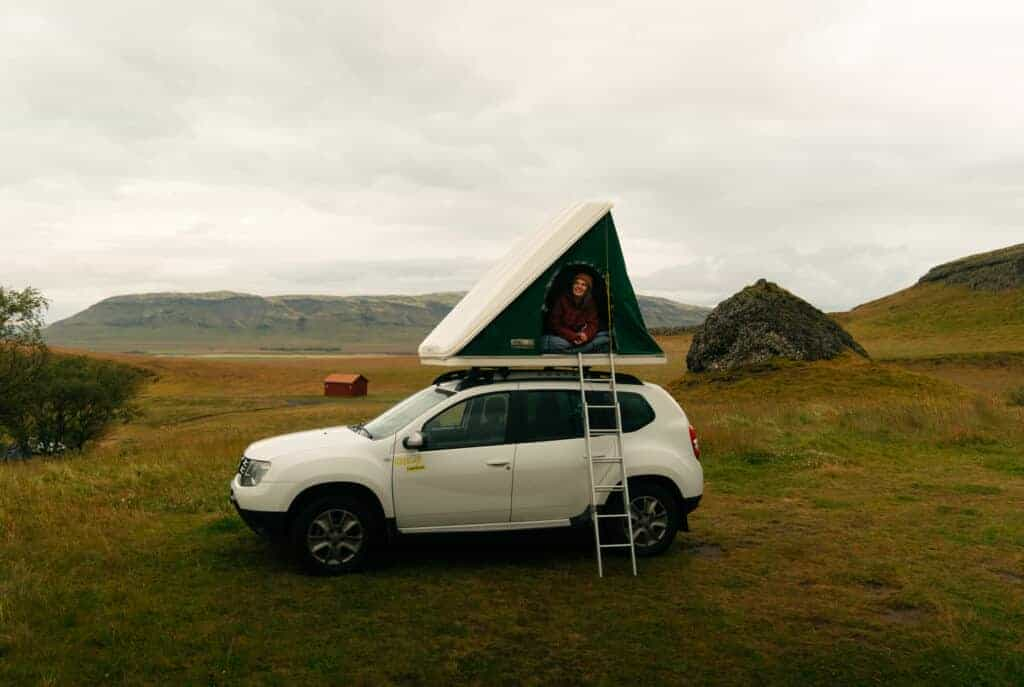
<box><xmin>431</xmin><ymin>367</ymin><xmax>642</xmax><ymax>390</ymax></box>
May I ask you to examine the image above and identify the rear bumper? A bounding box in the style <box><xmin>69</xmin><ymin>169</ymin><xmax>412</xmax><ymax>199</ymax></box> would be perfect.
<box><xmin>231</xmin><ymin>487</ymin><xmax>288</xmax><ymax>538</ymax></box>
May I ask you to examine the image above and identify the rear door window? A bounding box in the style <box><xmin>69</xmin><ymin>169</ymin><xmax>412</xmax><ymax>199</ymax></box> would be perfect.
<box><xmin>519</xmin><ymin>390</ymin><xmax>584</xmax><ymax>442</ymax></box>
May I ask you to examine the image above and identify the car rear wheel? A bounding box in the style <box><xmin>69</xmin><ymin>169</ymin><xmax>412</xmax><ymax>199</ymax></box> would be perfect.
<box><xmin>620</xmin><ymin>480</ymin><xmax>680</xmax><ymax>557</ymax></box>
<box><xmin>290</xmin><ymin>494</ymin><xmax>379</xmax><ymax>575</ymax></box>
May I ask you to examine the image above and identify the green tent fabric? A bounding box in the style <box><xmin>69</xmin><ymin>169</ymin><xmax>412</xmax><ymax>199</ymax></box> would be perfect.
<box><xmin>457</xmin><ymin>212</ymin><xmax>662</xmax><ymax>358</ymax></box>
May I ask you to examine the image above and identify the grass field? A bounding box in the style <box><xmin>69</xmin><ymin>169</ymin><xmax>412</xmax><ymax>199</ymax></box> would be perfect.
<box><xmin>837</xmin><ymin>282</ymin><xmax>1024</xmax><ymax>359</ymax></box>
<box><xmin>2</xmin><ymin>325</ymin><xmax>1024</xmax><ymax>684</ymax></box>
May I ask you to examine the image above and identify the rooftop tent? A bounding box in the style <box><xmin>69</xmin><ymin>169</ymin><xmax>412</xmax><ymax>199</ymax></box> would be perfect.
<box><xmin>419</xmin><ymin>202</ymin><xmax>665</xmax><ymax>367</ymax></box>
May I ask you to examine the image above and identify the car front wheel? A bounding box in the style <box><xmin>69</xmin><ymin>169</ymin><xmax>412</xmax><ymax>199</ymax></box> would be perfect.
<box><xmin>290</xmin><ymin>494</ymin><xmax>379</xmax><ymax>575</ymax></box>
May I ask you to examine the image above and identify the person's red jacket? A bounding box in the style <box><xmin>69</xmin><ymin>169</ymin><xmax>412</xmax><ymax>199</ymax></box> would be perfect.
<box><xmin>546</xmin><ymin>292</ymin><xmax>600</xmax><ymax>342</ymax></box>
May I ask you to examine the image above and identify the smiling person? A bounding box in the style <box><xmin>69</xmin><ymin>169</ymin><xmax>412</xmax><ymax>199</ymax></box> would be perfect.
<box><xmin>541</xmin><ymin>272</ymin><xmax>610</xmax><ymax>354</ymax></box>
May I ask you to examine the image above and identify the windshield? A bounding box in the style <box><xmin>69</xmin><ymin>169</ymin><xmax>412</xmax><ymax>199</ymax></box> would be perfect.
<box><xmin>362</xmin><ymin>386</ymin><xmax>454</xmax><ymax>439</ymax></box>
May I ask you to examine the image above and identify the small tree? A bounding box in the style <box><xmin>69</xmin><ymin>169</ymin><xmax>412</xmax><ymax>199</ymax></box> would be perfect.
<box><xmin>0</xmin><ymin>286</ymin><xmax>48</xmax><ymax>343</ymax></box>
<box><xmin>0</xmin><ymin>287</ymin><xmax>50</xmax><ymax>453</ymax></box>
<box><xmin>20</xmin><ymin>356</ymin><xmax>146</xmax><ymax>452</ymax></box>
<box><xmin>1</xmin><ymin>287</ymin><xmax>148</xmax><ymax>456</ymax></box>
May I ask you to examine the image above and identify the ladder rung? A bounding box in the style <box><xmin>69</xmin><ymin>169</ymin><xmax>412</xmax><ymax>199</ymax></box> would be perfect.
<box><xmin>579</xmin><ymin>354</ymin><xmax>638</xmax><ymax>577</ymax></box>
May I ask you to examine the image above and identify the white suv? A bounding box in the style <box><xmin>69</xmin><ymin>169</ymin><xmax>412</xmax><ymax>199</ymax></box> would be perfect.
<box><xmin>230</xmin><ymin>369</ymin><xmax>703</xmax><ymax>574</ymax></box>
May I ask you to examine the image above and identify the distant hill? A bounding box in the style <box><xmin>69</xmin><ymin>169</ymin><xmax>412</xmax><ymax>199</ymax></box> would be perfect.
<box><xmin>45</xmin><ymin>291</ymin><xmax>710</xmax><ymax>354</ymax></box>
<box><xmin>839</xmin><ymin>243</ymin><xmax>1024</xmax><ymax>359</ymax></box>
<box><xmin>918</xmin><ymin>243</ymin><xmax>1024</xmax><ymax>291</ymax></box>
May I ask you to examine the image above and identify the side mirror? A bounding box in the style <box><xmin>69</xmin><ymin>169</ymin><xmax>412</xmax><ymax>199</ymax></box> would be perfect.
<box><xmin>402</xmin><ymin>431</ymin><xmax>425</xmax><ymax>450</ymax></box>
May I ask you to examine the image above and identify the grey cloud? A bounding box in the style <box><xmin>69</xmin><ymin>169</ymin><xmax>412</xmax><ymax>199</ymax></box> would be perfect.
<box><xmin>637</xmin><ymin>242</ymin><xmax>931</xmax><ymax>312</ymax></box>
<box><xmin>2</xmin><ymin>0</ymin><xmax>1023</xmax><ymax>323</ymax></box>
<box><xmin>270</xmin><ymin>258</ymin><xmax>492</xmax><ymax>294</ymax></box>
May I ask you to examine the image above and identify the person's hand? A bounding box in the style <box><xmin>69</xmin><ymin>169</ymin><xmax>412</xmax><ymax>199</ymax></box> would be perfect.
<box><xmin>573</xmin><ymin>336</ymin><xmax>584</xmax><ymax>345</ymax></box>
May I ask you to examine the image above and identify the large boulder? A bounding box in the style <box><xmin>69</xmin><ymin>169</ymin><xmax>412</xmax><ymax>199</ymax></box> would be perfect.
<box><xmin>918</xmin><ymin>243</ymin><xmax>1024</xmax><ymax>291</ymax></box>
<box><xmin>686</xmin><ymin>279</ymin><xmax>868</xmax><ymax>372</ymax></box>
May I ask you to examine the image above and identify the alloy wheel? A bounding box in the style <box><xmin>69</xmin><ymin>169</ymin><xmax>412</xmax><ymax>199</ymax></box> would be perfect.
<box><xmin>306</xmin><ymin>508</ymin><xmax>365</xmax><ymax>567</ymax></box>
<box><xmin>629</xmin><ymin>495</ymin><xmax>669</xmax><ymax>549</ymax></box>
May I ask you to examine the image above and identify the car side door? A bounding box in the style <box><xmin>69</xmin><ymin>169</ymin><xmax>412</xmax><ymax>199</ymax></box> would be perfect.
<box><xmin>509</xmin><ymin>388</ymin><xmax>600</xmax><ymax>522</ymax></box>
<box><xmin>393</xmin><ymin>390</ymin><xmax>515</xmax><ymax>529</ymax></box>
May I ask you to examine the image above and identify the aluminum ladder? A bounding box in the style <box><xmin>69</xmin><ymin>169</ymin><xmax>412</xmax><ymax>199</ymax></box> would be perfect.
<box><xmin>577</xmin><ymin>350</ymin><xmax>638</xmax><ymax>577</ymax></box>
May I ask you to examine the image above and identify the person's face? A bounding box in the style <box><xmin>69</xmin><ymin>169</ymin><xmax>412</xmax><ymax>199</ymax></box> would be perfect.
<box><xmin>572</xmin><ymin>278</ymin><xmax>588</xmax><ymax>298</ymax></box>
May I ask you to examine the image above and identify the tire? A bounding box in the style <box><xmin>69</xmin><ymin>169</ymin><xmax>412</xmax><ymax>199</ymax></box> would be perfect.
<box><xmin>289</xmin><ymin>492</ymin><xmax>380</xmax><ymax>575</ymax></box>
<box><xmin>604</xmin><ymin>480</ymin><xmax>680</xmax><ymax>557</ymax></box>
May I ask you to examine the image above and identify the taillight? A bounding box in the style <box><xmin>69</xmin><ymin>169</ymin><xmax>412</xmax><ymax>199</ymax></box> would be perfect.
<box><xmin>689</xmin><ymin>425</ymin><xmax>701</xmax><ymax>460</ymax></box>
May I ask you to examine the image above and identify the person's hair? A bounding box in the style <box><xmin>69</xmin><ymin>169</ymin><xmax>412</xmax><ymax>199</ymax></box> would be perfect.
<box><xmin>573</xmin><ymin>273</ymin><xmax>593</xmax><ymax>291</ymax></box>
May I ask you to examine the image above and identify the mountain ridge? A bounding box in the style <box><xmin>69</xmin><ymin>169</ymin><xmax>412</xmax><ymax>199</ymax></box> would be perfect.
<box><xmin>46</xmin><ymin>290</ymin><xmax>711</xmax><ymax>354</ymax></box>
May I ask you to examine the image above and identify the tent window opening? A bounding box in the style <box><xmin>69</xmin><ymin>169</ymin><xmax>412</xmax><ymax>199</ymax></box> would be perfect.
<box><xmin>540</xmin><ymin>264</ymin><xmax>611</xmax><ymax>354</ymax></box>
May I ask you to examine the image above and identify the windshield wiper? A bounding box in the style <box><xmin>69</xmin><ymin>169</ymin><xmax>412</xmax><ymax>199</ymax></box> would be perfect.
<box><xmin>349</xmin><ymin>423</ymin><xmax>372</xmax><ymax>439</ymax></box>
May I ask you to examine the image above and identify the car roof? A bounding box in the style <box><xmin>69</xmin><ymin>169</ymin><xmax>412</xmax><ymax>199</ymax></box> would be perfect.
<box><xmin>432</xmin><ymin>367</ymin><xmax>645</xmax><ymax>392</ymax></box>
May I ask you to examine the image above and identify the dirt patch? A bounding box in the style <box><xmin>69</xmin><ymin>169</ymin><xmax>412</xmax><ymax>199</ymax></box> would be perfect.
<box><xmin>686</xmin><ymin>543</ymin><xmax>725</xmax><ymax>558</ymax></box>
<box><xmin>994</xmin><ymin>569</ymin><xmax>1024</xmax><ymax>583</ymax></box>
<box><xmin>859</xmin><ymin>578</ymin><xmax>899</xmax><ymax>596</ymax></box>
<box><xmin>808</xmin><ymin>615</ymin><xmax>833</xmax><ymax>629</ymax></box>
<box><xmin>880</xmin><ymin>604</ymin><xmax>928</xmax><ymax>625</ymax></box>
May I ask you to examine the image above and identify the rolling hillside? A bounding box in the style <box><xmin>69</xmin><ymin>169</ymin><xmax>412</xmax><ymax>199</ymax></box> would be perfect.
<box><xmin>839</xmin><ymin>243</ymin><xmax>1024</xmax><ymax>359</ymax></box>
<box><xmin>45</xmin><ymin>291</ymin><xmax>711</xmax><ymax>354</ymax></box>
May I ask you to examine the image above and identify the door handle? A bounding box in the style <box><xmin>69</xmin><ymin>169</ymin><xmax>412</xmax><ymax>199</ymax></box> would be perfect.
<box><xmin>485</xmin><ymin>459</ymin><xmax>511</xmax><ymax>467</ymax></box>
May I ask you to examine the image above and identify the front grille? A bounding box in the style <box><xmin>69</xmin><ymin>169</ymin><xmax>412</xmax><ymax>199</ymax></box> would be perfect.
<box><xmin>238</xmin><ymin>456</ymin><xmax>251</xmax><ymax>476</ymax></box>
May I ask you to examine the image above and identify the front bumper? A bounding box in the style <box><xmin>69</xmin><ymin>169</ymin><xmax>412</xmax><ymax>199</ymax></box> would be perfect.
<box><xmin>230</xmin><ymin>485</ymin><xmax>288</xmax><ymax>538</ymax></box>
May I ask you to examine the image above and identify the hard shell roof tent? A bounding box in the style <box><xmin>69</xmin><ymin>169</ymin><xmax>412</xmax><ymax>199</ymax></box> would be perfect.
<box><xmin>419</xmin><ymin>201</ymin><xmax>665</xmax><ymax>367</ymax></box>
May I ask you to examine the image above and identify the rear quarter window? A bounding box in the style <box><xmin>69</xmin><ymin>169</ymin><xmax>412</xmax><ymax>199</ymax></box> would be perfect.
<box><xmin>586</xmin><ymin>391</ymin><xmax>656</xmax><ymax>433</ymax></box>
<box><xmin>516</xmin><ymin>390</ymin><xmax>656</xmax><ymax>442</ymax></box>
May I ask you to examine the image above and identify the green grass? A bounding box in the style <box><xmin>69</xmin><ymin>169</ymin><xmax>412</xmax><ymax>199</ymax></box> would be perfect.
<box><xmin>1</xmin><ymin>338</ymin><xmax>1024</xmax><ymax>684</ymax></box>
<box><xmin>838</xmin><ymin>282</ymin><xmax>1024</xmax><ymax>359</ymax></box>
<box><xmin>1009</xmin><ymin>386</ymin><xmax>1024</xmax><ymax>407</ymax></box>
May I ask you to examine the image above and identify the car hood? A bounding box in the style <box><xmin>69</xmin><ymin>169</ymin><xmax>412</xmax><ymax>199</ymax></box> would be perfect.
<box><xmin>244</xmin><ymin>425</ymin><xmax>370</xmax><ymax>462</ymax></box>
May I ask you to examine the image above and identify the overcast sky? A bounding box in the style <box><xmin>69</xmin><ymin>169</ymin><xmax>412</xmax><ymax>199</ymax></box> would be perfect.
<box><xmin>4</xmin><ymin>1</ymin><xmax>1023</xmax><ymax>323</ymax></box>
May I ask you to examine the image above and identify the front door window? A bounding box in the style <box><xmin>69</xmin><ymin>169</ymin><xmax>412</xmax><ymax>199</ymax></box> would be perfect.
<box><xmin>422</xmin><ymin>393</ymin><xmax>510</xmax><ymax>450</ymax></box>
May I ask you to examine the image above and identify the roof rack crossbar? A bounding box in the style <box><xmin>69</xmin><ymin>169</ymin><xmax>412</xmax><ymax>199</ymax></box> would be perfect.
<box><xmin>431</xmin><ymin>366</ymin><xmax>641</xmax><ymax>389</ymax></box>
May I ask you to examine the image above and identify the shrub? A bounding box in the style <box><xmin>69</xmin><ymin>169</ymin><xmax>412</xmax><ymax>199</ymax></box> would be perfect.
<box><xmin>1009</xmin><ymin>386</ymin><xmax>1024</xmax><ymax>407</ymax></box>
<box><xmin>0</xmin><ymin>286</ymin><xmax>49</xmax><ymax>415</ymax></box>
<box><xmin>4</xmin><ymin>355</ymin><xmax>147</xmax><ymax>454</ymax></box>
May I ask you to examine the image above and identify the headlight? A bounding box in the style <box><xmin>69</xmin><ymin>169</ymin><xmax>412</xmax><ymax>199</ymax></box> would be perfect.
<box><xmin>238</xmin><ymin>458</ymin><xmax>271</xmax><ymax>486</ymax></box>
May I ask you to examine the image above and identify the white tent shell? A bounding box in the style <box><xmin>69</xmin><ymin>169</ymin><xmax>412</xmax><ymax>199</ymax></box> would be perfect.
<box><xmin>418</xmin><ymin>201</ymin><xmax>667</xmax><ymax>367</ymax></box>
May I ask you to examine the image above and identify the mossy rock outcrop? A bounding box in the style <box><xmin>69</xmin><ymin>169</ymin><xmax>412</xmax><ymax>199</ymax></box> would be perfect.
<box><xmin>686</xmin><ymin>279</ymin><xmax>868</xmax><ymax>372</ymax></box>
<box><xmin>918</xmin><ymin>243</ymin><xmax>1024</xmax><ymax>291</ymax></box>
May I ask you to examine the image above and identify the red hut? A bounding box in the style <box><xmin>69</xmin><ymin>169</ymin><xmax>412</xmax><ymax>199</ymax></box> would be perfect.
<box><xmin>324</xmin><ymin>373</ymin><xmax>368</xmax><ymax>397</ymax></box>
